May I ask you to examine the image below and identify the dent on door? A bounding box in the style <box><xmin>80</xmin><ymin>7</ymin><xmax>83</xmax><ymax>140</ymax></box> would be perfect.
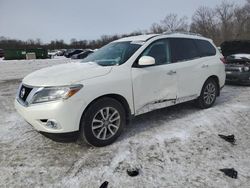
<box><xmin>136</xmin><ymin>97</ymin><xmax>176</xmax><ymax>115</ymax></box>
<box><xmin>132</xmin><ymin>66</ymin><xmax>178</xmax><ymax>116</ymax></box>
<box><xmin>132</xmin><ymin>39</ymin><xmax>178</xmax><ymax>115</ymax></box>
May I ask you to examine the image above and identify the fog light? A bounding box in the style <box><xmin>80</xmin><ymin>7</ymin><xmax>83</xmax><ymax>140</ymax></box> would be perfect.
<box><xmin>46</xmin><ymin>120</ymin><xmax>59</xmax><ymax>129</ymax></box>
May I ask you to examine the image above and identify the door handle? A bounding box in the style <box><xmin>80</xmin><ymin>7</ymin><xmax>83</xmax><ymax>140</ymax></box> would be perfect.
<box><xmin>202</xmin><ymin>64</ymin><xmax>209</xmax><ymax>68</ymax></box>
<box><xmin>167</xmin><ymin>70</ymin><xmax>177</xmax><ymax>75</ymax></box>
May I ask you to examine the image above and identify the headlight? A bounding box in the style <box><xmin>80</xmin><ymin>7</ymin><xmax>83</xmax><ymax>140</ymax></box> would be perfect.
<box><xmin>30</xmin><ymin>84</ymin><xmax>83</xmax><ymax>104</ymax></box>
<box><xmin>243</xmin><ymin>66</ymin><xmax>249</xmax><ymax>72</ymax></box>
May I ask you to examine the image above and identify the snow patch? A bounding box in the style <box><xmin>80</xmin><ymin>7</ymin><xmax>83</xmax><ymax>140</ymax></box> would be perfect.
<box><xmin>0</xmin><ymin>59</ymin><xmax>250</xmax><ymax>187</ymax></box>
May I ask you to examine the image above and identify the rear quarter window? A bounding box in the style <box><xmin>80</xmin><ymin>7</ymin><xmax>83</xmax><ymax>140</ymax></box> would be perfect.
<box><xmin>194</xmin><ymin>40</ymin><xmax>216</xmax><ymax>57</ymax></box>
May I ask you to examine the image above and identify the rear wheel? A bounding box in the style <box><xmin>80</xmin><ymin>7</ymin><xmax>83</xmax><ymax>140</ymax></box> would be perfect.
<box><xmin>196</xmin><ymin>78</ymin><xmax>218</xmax><ymax>109</ymax></box>
<box><xmin>79</xmin><ymin>97</ymin><xmax>126</xmax><ymax>147</ymax></box>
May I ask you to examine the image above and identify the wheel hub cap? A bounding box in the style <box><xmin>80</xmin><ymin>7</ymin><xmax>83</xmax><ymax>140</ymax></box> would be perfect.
<box><xmin>91</xmin><ymin>107</ymin><xmax>121</xmax><ymax>140</ymax></box>
<box><xmin>204</xmin><ymin>83</ymin><xmax>216</xmax><ymax>105</ymax></box>
<box><xmin>104</xmin><ymin>121</ymin><xmax>109</xmax><ymax>126</ymax></box>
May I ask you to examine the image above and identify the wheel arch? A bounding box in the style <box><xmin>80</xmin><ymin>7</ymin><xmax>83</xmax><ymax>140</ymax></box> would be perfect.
<box><xmin>80</xmin><ymin>94</ymin><xmax>132</xmax><ymax>127</ymax></box>
<box><xmin>202</xmin><ymin>75</ymin><xmax>220</xmax><ymax>96</ymax></box>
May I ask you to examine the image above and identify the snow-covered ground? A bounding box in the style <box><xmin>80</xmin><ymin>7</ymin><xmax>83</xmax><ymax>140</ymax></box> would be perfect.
<box><xmin>0</xmin><ymin>58</ymin><xmax>77</xmax><ymax>80</ymax></box>
<box><xmin>0</xmin><ymin>59</ymin><xmax>250</xmax><ymax>188</ymax></box>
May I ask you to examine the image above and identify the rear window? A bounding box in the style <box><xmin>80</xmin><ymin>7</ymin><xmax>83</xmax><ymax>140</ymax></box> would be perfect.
<box><xmin>194</xmin><ymin>40</ymin><xmax>216</xmax><ymax>57</ymax></box>
<box><xmin>169</xmin><ymin>38</ymin><xmax>199</xmax><ymax>63</ymax></box>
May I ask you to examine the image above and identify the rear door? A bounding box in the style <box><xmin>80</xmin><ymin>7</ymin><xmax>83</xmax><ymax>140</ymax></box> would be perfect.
<box><xmin>194</xmin><ymin>39</ymin><xmax>220</xmax><ymax>84</ymax></box>
<box><xmin>168</xmin><ymin>38</ymin><xmax>206</xmax><ymax>99</ymax></box>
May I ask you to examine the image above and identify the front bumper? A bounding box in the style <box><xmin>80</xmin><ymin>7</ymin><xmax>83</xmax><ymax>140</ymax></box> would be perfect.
<box><xmin>226</xmin><ymin>71</ymin><xmax>250</xmax><ymax>84</ymax></box>
<box><xmin>15</xmin><ymin>97</ymin><xmax>86</xmax><ymax>133</ymax></box>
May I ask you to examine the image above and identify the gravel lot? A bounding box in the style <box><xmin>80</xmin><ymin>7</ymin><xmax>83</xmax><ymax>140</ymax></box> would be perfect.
<box><xmin>0</xmin><ymin>59</ymin><xmax>250</xmax><ymax>188</ymax></box>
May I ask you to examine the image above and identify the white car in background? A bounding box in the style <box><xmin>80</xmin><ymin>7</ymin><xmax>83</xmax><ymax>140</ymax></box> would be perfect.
<box><xmin>48</xmin><ymin>50</ymin><xmax>60</xmax><ymax>59</ymax></box>
<box><xmin>15</xmin><ymin>32</ymin><xmax>226</xmax><ymax>147</ymax></box>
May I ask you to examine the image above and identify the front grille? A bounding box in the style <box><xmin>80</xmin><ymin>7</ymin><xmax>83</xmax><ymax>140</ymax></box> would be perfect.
<box><xmin>19</xmin><ymin>85</ymin><xmax>33</xmax><ymax>102</ymax></box>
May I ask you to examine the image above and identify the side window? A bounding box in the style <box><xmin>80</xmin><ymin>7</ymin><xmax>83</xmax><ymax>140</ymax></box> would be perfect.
<box><xmin>141</xmin><ymin>39</ymin><xmax>170</xmax><ymax>65</ymax></box>
<box><xmin>169</xmin><ymin>38</ymin><xmax>199</xmax><ymax>63</ymax></box>
<box><xmin>194</xmin><ymin>40</ymin><xmax>216</xmax><ymax>57</ymax></box>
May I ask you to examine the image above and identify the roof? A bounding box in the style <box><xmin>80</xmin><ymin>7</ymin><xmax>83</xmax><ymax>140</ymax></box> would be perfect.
<box><xmin>113</xmin><ymin>32</ymin><xmax>210</xmax><ymax>43</ymax></box>
<box><xmin>114</xmin><ymin>34</ymin><xmax>159</xmax><ymax>42</ymax></box>
<box><xmin>164</xmin><ymin>32</ymin><xmax>208</xmax><ymax>40</ymax></box>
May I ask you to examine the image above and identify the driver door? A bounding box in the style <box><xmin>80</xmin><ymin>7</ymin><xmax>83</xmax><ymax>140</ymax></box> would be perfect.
<box><xmin>131</xmin><ymin>39</ymin><xmax>178</xmax><ymax>115</ymax></box>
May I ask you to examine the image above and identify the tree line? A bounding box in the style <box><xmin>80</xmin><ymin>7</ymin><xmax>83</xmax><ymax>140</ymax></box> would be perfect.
<box><xmin>0</xmin><ymin>0</ymin><xmax>249</xmax><ymax>50</ymax></box>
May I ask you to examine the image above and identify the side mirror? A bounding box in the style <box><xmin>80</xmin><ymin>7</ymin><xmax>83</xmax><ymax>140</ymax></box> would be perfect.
<box><xmin>138</xmin><ymin>56</ymin><xmax>155</xmax><ymax>66</ymax></box>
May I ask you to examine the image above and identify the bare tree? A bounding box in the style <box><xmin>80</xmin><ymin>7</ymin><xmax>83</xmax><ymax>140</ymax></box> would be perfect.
<box><xmin>216</xmin><ymin>1</ymin><xmax>235</xmax><ymax>41</ymax></box>
<box><xmin>150</xmin><ymin>23</ymin><xmax>165</xmax><ymax>34</ymax></box>
<box><xmin>190</xmin><ymin>6</ymin><xmax>220</xmax><ymax>43</ymax></box>
<box><xmin>240</xmin><ymin>0</ymin><xmax>250</xmax><ymax>38</ymax></box>
<box><xmin>150</xmin><ymin>13</ymin><xmax>188</xmax><ymax>34</ymax></box>
<box><xmin>233</xmin><ymin>5</ymin><xmax>250</xmax><ymax>39</ymax></box>
<box><xmin>160</xmin><ymin>14</ymin><xmax>189</xmax><ymax>32</ymax></box>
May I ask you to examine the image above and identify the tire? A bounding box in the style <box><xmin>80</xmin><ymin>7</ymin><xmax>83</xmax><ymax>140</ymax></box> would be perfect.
<box><xmin>79</xmin><ymin>97</ymin><xmax>126</xmax><ymax>147</ymax></box>
<box><xmin>196</xmin><ymin>78</ymin><xmax>218</xmax><ymax>109</ymax></box>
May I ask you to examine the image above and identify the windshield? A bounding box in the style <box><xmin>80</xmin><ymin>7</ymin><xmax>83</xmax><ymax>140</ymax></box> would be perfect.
<box><xmin>81</xmin><ymin>41</ymin><xmax>141</xmax><ymax>66</ymax></box>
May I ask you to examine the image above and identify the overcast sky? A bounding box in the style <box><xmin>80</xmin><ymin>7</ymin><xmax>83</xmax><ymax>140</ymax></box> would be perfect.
<box><xmin>0</xmin><ymin>0</ymin><xmax>246</xmax><ymax>43</ymax></box>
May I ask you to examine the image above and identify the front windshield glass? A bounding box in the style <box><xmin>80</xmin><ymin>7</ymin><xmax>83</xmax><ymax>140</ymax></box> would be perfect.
<box><xmin>81</xmin><ymin>41</ymin><xmax>141</xmax><ymax>66</ymax></box>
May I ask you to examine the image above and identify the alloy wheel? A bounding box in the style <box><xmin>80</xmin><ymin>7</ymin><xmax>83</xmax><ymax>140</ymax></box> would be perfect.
<box><xmin>203</xmin><ymin>83</ymin><xmax>216</xmax><ymax>105</ymax></box>
<box><xmin>91</xmin><ymin>107</ymin><xmax>121</xmax><ymax>140</ymax></box>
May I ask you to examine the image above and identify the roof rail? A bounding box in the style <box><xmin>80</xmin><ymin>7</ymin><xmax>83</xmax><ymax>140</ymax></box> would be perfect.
<box><xmin>162</xmin><ymin>31</ymin><xmax>203</xmax><ymax>37</ymax></box>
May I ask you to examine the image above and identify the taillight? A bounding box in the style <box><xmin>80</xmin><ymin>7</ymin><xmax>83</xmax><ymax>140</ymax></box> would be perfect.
<box><xmin>220</xmin><ymin>57</ymin><xmax>226</xmax><ymax>64</ymax></box>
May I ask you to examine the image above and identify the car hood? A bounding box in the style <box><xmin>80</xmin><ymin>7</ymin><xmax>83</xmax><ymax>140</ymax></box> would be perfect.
<box><xmin>230</xmin><ymin>54</ymin><xmax>250</xmax><ymax>60</ymax></box>
<box><xmin>23</xmin><ymin>62</ymin><xmax>112</xmax><ymax>87</ymax></box>
<box><xmin>221</xmin><ymin>40</ymin><xmax>250</xmax><ymax>57</ymax></box>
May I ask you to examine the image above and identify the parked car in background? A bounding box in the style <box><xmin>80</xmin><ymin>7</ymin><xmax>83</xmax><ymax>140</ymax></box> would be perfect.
<box><xmin>64</xmin><ymin>49</ymin><xmax>83</xmax><ymax>58</ymax></box>
<box><xmin>0</xmin><ymin>49</ymin><xmax>4</xmax><ymax>58</ymax></box>
<box><xmin>71</xmin><ymin>49</ymin><xmax>94</xmax><ymax>59</ymax></box>
<box><xmin>64</xmin><ymin>49</ymin><xmax>74</xmax><ymax>58</ymax></box>
<box><xmin>48</xmin><ymin>50</ymin><xmax>60</xmax><ymax>59</ymax></box>
<box><xmin>56</xmin><ymin>49</ymin><xmax>66</xmax><ymax>56</ymax></box>
<box><xmin>15</xmin><ymin>32</ymin><xmax>225</xmax><ymax>147</ymax></box>
<box><xmin>221</xmin><ymin>40</ymin><xmax>250</xmax><ymax>84</ymax></box>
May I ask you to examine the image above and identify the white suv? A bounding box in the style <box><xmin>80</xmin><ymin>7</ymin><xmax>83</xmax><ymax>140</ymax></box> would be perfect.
<box><xmin>15</xmin><ymin>33</ymin><xmax>226</xmax><ymax>147</ymax></box>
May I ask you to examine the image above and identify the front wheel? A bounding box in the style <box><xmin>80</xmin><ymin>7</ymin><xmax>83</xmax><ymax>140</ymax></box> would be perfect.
<box><xmin>79</xmin><ymin>97</ymin><xmax>126</xmax><ymax>147</ymax></box>
<box><xmin>196</xmin><ymin>79</ymin><xmax>218</xmax><ymax>109</ymax></box>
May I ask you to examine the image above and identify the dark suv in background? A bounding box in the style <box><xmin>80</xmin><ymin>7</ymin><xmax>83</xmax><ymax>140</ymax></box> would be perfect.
<box><xmin>71</xmin><ymin>49</ymin><xmax>94</xmax><ymax>59</ymax></box>
<box><xmin>221</xmin><ymin>40</ymin><xmax>250</xmax><ymax>85</ymax></box>
<box><xmin>0</xmin><ymin>49</ymin><xmax>4</xmax><ymax>58</ymax></box>
<box><xmin>64</xmin><ymin>49</ymin><xmax>83</xmax><ymax>58</ymax></box>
